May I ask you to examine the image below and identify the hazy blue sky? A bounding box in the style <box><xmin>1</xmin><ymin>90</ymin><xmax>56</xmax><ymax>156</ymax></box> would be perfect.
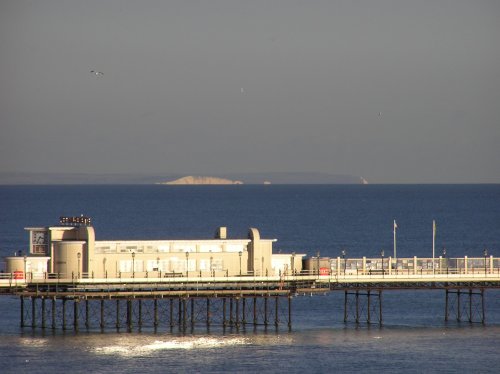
<box><xmin>1</xmin><ymin>0</ymin><xmax>499</xmax><ymax>183</ymax></box>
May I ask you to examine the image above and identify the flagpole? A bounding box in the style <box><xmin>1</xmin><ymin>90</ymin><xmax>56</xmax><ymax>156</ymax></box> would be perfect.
<box><xmin>432</xmin><ymin>220</ymin><xmax>436</xmax><ymax>274</ymax></box>
<box><xmin>393</xmin><ymin>220</ymin><xmax>397</xmax><ymax>260</ymax></box>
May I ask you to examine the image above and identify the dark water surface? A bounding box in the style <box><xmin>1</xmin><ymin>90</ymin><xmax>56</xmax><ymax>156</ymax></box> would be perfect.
<box><xmin>0</xmin><ymin>185</ymin><xmax>499</xmax><ymax>373</ymax></box>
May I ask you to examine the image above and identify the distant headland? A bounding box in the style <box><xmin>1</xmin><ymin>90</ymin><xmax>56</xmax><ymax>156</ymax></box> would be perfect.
<box><xmin>157</xmin><ymin>176</ymin><xmax>244</xmax><ymax>185</ymax></box>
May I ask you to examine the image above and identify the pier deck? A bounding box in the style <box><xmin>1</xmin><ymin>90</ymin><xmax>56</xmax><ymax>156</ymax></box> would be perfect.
<box><xmin>2</xmin><ymin>263</ymin><xmax>499</xmax><ymax>331</ymax></box>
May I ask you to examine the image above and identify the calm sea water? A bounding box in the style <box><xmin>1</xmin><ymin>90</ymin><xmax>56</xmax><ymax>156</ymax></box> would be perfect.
<box><xmin>0</xmin><ymin>184</ymin><xmax>499</xmax><ymax>373</ymax></box>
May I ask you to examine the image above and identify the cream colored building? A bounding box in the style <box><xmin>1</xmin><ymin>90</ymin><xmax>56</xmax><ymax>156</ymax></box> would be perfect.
<box><xmin>5</xmin><ymin>219</ymin><xmax>304</xmax><ymax>279</ymax></box>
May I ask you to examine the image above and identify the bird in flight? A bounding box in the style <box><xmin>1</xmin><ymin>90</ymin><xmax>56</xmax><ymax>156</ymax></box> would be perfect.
<box><xmin>90</xmin><ymin>70</ymin><xmax>103</xmax><ymax>76</ymax></box>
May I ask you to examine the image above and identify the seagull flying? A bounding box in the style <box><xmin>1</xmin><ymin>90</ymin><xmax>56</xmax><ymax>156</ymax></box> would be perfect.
<box><xmin>90</xmin><ymin>70</ymin><xmax>103</xmax><ymax>76</ymax></box>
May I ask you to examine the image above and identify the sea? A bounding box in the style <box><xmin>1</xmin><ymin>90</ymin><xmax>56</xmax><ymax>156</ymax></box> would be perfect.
<box><xmin>0</xmin><ymin>184</ymin><xmax>499</xmax><ymax>373</ymax></box>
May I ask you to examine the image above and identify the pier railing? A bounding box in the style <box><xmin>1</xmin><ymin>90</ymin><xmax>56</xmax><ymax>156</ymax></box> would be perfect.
<box><xmin>1</xmin><ymin>256</ymin><xmax>499</xmax><ymax>290</ymax></box>
<box><xmin>0</xmin><ymin>256</ymin><xmax>500</xmax><ymax>288</ymax></box>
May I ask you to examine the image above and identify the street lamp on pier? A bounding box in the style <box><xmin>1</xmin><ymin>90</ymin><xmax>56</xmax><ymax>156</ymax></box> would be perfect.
<box><xmin>77</xmin><ymin>252</ymin><xmax>81</xmax><ymax>279</ymax></box>
<box><xmin>131</xmin><ymin>252</ymin><xmax>136</xmax><ymax>278</ymax></box>
<box><xmin>210</xmin><ymin>256</ymin><xmax>213</xmax><ymax>277</ymax></box>
<box><xmin>103</xmin><ymin>257</ymin><xmax>107</xmax><ymax>278</ymax></box>
<box><xmin>291</xmin><ymin>252</ymin><xmax>295</xmax><ymax>276</ymax></box>
<box><xmin>380</xmin><ymin>250</ymin><xmax>385</xmax><ymax>275</ymax></box>
<box><xmin>239</xmin><ymin>251</ymin><xmax>242</xmax><ymax>276</ymax></box>
<box><xmin>341</xmin><ymin>249</ymin><xmax>347</xmax><ymax>275</ymax></box>
<box><xmin>186</xmin><ymin>251</ymin><xmax>190</xmax><ymax>278</ymax></box>
<box><xmin>316</xmin><ymin>251</ymin><xmax>320</xmax><ymax>276</ymax></box>
<box><xmin>484</xmin><ymin>249</ymin><xmax>488</xmax><ymax>274</ymax></box>
<box><xmin>23</xmin><ymin>255</ymin><xmax>27</xmax><ymax>281</ymax></box>
<box><xmin>441</xmin><ymin>248</ymin><xmax>446</xmax><ymax>274</ymax></box>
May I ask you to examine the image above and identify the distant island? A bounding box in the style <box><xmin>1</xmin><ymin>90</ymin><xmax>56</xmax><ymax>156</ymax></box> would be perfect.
<box><xmin>157</xmin><ymin>176</ymin><xmax>243</xmax><ymax>185</ymax></box>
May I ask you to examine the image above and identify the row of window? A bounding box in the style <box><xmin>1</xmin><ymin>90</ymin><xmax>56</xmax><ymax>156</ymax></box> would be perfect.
<box><xmin>330</xmin><ymin>258</ymin><xmax>496</xmax><ymax>270</ymax></box>
<box><xmin>117</xmin><ymin>258</ymin><xmax>224</xmax><ymax>273</ymax></box>
<box><xmin>95</xmin><ymin>242</ymin><xmax>246</xmax><ymax>254</ymax></box>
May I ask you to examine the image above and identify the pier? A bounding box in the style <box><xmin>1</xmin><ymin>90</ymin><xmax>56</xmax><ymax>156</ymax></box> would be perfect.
<box><xmin>1</xmin><ymin>218</ymin><xmax>499</xmax><ymax>331</ymax></box>
<box><xmin>2</xmin><ymin>258</ymin><xmax>499</xmax><ymax>331</ymax></box>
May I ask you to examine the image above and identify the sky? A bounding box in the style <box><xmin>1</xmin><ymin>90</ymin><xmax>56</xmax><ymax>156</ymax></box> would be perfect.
<box><xmin>1</xmin><ymin>0</ymin><xmax>499</xmax><ymax>183</ymax></box>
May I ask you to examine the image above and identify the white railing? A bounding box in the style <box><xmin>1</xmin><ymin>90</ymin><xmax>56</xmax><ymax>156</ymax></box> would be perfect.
<box><xmin>0</xmin><ymin>256</ymin><xmax>498</xmax><ymax>287</ymax></box>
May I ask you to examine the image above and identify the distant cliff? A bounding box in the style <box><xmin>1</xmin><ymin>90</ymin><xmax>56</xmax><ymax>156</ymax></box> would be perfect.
<box><xmin>158</xmin><ymin>176</ymin><xmax>244</xmax><ymax>185</ymax></box>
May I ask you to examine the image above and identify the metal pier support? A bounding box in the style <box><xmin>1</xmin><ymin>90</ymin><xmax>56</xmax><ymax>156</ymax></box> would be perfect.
<box><xmin>100</xmin><ymin>299</ymin><xmax>105</xmax><ymax>329</ymax></box>
<box><xmin>31</xmin><ymin>296</ymin><xmax>36</xmax><ymax>328</ymax></box>
<box><xmin>18</xmin><ymin>293</ymin><xmax>292</xmax><ymax>332</ymax></box>
<box><xmin>126</xmin><ymin>299</ymin><xmax>133</xmax><ymax>331</ymax></box>
<box><xmin>41</xmin><ymin>297</ymin><xmax>46</xmax><ymax>329</ymax></box>
<box><xmin>115</xmin><ymin>300</ymin><xmax>120</xmax><ymax>329</ymax></box>
<box><xmin>344</xmin><ymin>289</ymin><xmax>382</xmax><ymax>325</ymax></box>
<box><xmin>288</xmin><ymin>295</ymin><xmax>292</xmax><ymax>330</ymax></box>
<box><xmin>154</xmin><ymin>298</ymin><xmax>159</xmax><ymax>328</ymax></box>
<box><xmin>445</xmin><ymin>288</ymin><xmax>485</xmax><ymax>324</ymax></box>
<box><xmin>73</xmin><ymin>299</ymin><xmax>79</xmax><ymax>330</ymax></box>
<box><xmin>206</xmin><ymin>298</ymin><xmax>211</xmax><ymax>327</ymax></box>
<box><xmin>20</xmin><ymin>296</ymin><xmax>25</xmax><ymax>328</ymax></box>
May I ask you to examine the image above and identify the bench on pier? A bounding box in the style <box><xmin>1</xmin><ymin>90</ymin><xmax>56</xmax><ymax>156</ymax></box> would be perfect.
<box><xmin>368</xmin><ymin>269</ymin><xmax>387</xmax><ymax>275</ymax></box>
<box><xmin>163</xmin><ymin>272</ymin><xmax>183</xmax><ymax>278</ymax></box>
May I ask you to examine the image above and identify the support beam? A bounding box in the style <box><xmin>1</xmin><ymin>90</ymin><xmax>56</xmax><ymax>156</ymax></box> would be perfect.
<box><xmin>264</xmin><ymin>296</ymin><xmax>268</xmax><ymax>326</ymax></box>
<box><xmin>32</xmin><ymin>297</ymin><xmax>36</xmax><ymax>328</ymax></box>
<box><xmin>379</xmin><ymin>290</ymin><xmax>383</xmax><ymax>325</ymax></box>
<box><xmin>41</xmin><ymin>298</ymin><xmax>46</xmax><ymax>329</ymax></box>
<box><xmin>253</xmin><ymin>297</ymin><xmax>257</xmax><ymax>325</ymax></box>
<box><xmin>73</xmin><ymin>299</ymin><xmax>79</xmax><ymax>330</ymax></box>
<box><xmin>62</xmin><ymin>298</ymin><xmax>67</xmax><ymax>330</ymax></box>
<box><xmin>275</xmin><ymin>296</ymin><xmax>279</xmax><ymax>327</ymax></box>
<box><xmin>127</xmin><ymin>299</ymin><xmax>132</xmax><ymax>331</ymax></box>
<box><xmin>206</xmin><ymin>298</ymin><xmax>211</xmax><ymax>327</ymax></box>
<box><xmin>116</xmin><ymin>299</ymin><xmax>120</xmax><ymax>329</ymax></box>
<box><xmin>100</xmin><ymin>299</ymin><xmax>105</xmax><ymax>329</ymax></box>
<box><xmin>20</xmin><ymin>296</ymin><xmax>24</xmax><ymax>328</ymax></box>
<box><xmin>235</xmin><ymin>298</ymin><xmax>240</xmax><ymax>328</ymax></box>
<box><xmin>52</xmin><ymin>297</ymin><xmax>56</xmax><ymax>330</ymax></box>
<box><xmin>242</xmin><ymin>298</ymin><xmax>247</xmax><ymax>325</ymax></box>
<box><xmin>154</xmin><ymin>298</ymin><xmax>159</xmax><ymax>328</ymax></box>
<box><xmin>169</xmin><ymin>298</ymin><xmax>174</xmax><ymax>328</ymax></box>
<box><xmin>138</xmin><ymin>299</ymin><xmax>142</xmax><ymax>328</ymax></box>
<box><xmin>223</xmin><ymin>298</ymin><xmax>227</xmax><ymax>327</ymax></box>
<box><xmin>85</xmin><ymin>299</ymin><xmax>90</xmax><ymax>329</ymax></box>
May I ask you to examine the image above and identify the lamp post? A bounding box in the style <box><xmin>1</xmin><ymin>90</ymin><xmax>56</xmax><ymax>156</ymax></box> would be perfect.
<box><xmin>442</xmin><ymin>248</ymin><xmax>447</xmax><ymax>274</ymax></box>
<box><xmin>291</xmin><ymin>252</ymin><xmax>296</xmax><ymax>276</ymax></box>
<box><xmin>186</xmin><ymin>252</ymin><xmax>189</xmax><ymax>278</ymax></box>
<box><xmin>341</xmin><ymin>249</ymin><xmax>347</xmax><ymax>275</ymax></box>
<box><xmin>484</xmin><ymin>249</ymin><xmax>488</xmax><ymax>275</ymax></box>
<box><xmin>77</xmin><ymin>252</ymin><xmax>81</xmax><ymax>279</ymax></box>
<box><xmin>23</xmin><ymin>255</ymin><xmax>27</xmax><ymax>281</ymax></box>
<box><xmin>210</xmin><ymin>256</ymin><xmax>213</xmax><ymax>277</ymax></box>
<box><xmin>380</xmin><ymin>250</ymin><xmax>385</xmax><ymax>275</ymax></box>
<box><xmin>316</xmin><ymin>251</ymin><xmax>320</xmax><ymax>276</ymax></box>
<box><xmin>103</xmin><ymin>257</ymin><xmax>107</xmax><ymax>278</ymax></box>
<box><xmin>131</xmin><ymin>252</ymin><xmax>136</xmax><ymax>278</ymax></box>
<box><xmin>157</xmin><ymin>257</ymin><xmax>160</xmax><ymax>277</ymax></box>
<box><xmin>261</xmin><ymin>256</ymin><xmax>264</xmax><ymax>276</ymax></box>
<box><xmin>239</xmin><ymin>251</ymin><xmax>242</xmax><ymax>276</ymax></box>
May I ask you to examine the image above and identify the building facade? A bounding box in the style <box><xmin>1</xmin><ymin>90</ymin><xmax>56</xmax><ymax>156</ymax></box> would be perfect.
<box><xmin>4</xmin><ymin>217</ymin><xmax>303</xmax><ymax>279</ymax></box>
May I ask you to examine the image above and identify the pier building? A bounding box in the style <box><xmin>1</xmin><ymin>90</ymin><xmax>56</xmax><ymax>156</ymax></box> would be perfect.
<box><xmin>3</xmin><ymin>216</ymin><xmax>304</xmax><ymax>280</ymax></box>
